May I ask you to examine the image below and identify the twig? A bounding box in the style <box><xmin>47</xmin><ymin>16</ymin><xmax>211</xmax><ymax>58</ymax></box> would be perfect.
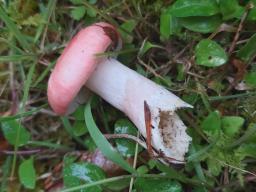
<box><xmin>128</xmin><ymin>132</ymin><xmax>140</xmax><ymax>192</ymax></box>
<box><xmin>137</xmin><ymin>57</ymin><xmax>167</xmax><ymax>83</ymax></box>
<box><xmin>0</xmin><ymin>149</ymin><xmax>42</xmax><ymax>155</ymax></box>
<box><xmin>228</xmin><ymin>3</ymin><xmax>254</xmax><ymax>54</ymax></box>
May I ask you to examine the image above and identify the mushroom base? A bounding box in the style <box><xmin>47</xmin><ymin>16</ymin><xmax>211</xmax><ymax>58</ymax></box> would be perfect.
<box><xmin>86</xmin><ymin>58</ymin><xmax>192</xmax><ymax>163</ymax></box>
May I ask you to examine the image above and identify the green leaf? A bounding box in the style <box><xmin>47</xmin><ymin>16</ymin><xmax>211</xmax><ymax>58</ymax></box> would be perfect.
<box><xmin>139</xmin><ymin>40</ymin><xmax>162</xmax><ymax>57</ymax></box>
<box><xmin>72</xmin><ymin>105</ymin><xmax>88</xmax><ymax>136</ymax></box>
<box><xmin>72</xmin><ymin>105</ymin><xmax>86</xmax><ymax>120</ymax></box>
<box><xmin>71</xmin><ymin>6</ymin><xmax>86</xmax><ymax>20</ymax></box>
<box><xmin>248</xmin><ymin>0</ymin><xmax>256</xmax><ymax>20</ymax></box>
<box><xmin>170</xmin><ymin>0</ymin><xmax>219</xmax><ymax>17</ymax></box>
<box><xmin>244</xmin><ymin>71</ymin><xmax>256</xmax><ymax>87</ymax></box>
<box><xmin>86</xmin><ymin>7</ymin><xmax>97</xmax><ymax>17</ymax></box>
<box><xmin>237</xmin><ymin>34</ymin><xmax>256</xmax><ymax>62</ymax></box>
<box><xmin>176</xmin><ymin>64</ymin><xmax>185</xmax><ymax>81</ymax></box>
<box><xmin>84</xmin><ymin>99</ymin><xmax>136</xmax><ymax>173</ymax></box>
<box><xmin>84</xmin><ymin>136</ymin><xmax>97</xmax><ymax>151</ymax></box>
<box><xmin>114</xmin><ymin>119</ymin><xmax>142</xmax><ymax>157</ymax></box>
<box><xmin>182</xmin><ymin>93</ymin><xmax>199</xmax><ymax>106</ymax></box>
<box><xmin>104</xmin><ymin>178</ymin><xmax>130</xmax><ymax>191</ymax></box>
<box><xmin>70</xmin><ymin>0</ymin><xmax>83</xmax><ymax>5</ymax></box>
<box><xmin>179</xmin><ymin>15</ymin><xmax>222</xmax><ymax>33</ymax></box>
<box><xmin>207</xmin><ymin>158</ymin><xmax>222</xmax><ymax>176</ymax></box>
<box><xmin>195</xmin><ymin>39</ymin><xmax>228</xmax><ymax>67</ymax></box>
<box><xmin>1</xmin><ymin>120</ymin><xmax>30</xmax><ymax>146</ymax></box>
<box><xmin>160</xmin><ymin>10</ymin><xmax>172</xmax><ymax>39</ymax></box>
<box><xmin>61</xmin><ymin>117</ymin><xmax>88</xmax><ymax>148</ymax></box>
<box><xmin>137</xmin><ymin>165</ymin><xmax>149</xmax><ymax>174</ymax></box>
<box><xmin>201</xmin><ymin>111</ymin><xmax>221</xmax><ymax>136</ymax></box>
<box><xmin>236</xmin><ymin>143</ymin><xmax>256</xmax><ymax>159</ymax></box>
<box><xmin>222</xmin><ymin>116</ymin><xmax>244</xmax><ymax>136</ymax></box>
<box><xmin>135</xmin><ymin>178</ymin><xmax>182</xmax><ymax>192</ymax></box>
<box><xmin>192</xmin><ymin>186</ymin><xmax>208</xmax><ymax>192</ymax></box>
<box><xmin>21</xmin><ymin>13</ymin><xmax>44</xmax><ymax>26</ymax></box>
<box><xmin>73</xmin><ymin>121</ymin><xmax>88</xmax><ymax>136</ymax></box>
<box><xmin>18</xmin><ymin>158</ymin><xmax>36</xmax><ymax>189</ymax></box>
<box><xmin>160</xmin><ymin>10</ymin><xmax>181</xmax><ymax>39</ymax></box>
<box><xmin>219</xmin><ymin>0</ymin><xmax>244</xmax><ymax>20</ymax></box>
<box><xmin>119</xmin><ymin>19</ymin><xmax>137</xmax><ymax>43</ymax></box>
<box><xmin>64</xmin><ymin>162</ymin><xmax>105</xmax><ymax>192</ymax></box>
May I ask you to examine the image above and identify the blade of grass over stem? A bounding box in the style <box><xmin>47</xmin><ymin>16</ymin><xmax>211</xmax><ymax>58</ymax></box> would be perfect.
<box><xmin>0</xmin><ymin>156</ymin><xmax>12</xmax><ymax>192</ymax></box>
<box><xmin>84</xmin><ymin>99</ymin><xmax>136</xmax><ymax>174</ymax></box>
<box><xmin>34</xmin><ymin>0</ymin><xmax>57</xmax><ymax>43</ymax></box>
<box><xmin>61</xmin><ymin>117</ymin><xmax>88</xmax><ymax>148</ymax></box>
<box><xmin>10</xmin><ymin>61</ymin><xmax>36</xmax><ymax>178</ymax></box>
<box><xmin>0</xmin><ymin>6</ymin><xmax>30</xmax><ymax>51</ymax></box>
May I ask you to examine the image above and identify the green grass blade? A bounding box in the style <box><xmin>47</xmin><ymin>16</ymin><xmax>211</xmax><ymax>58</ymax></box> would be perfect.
<box><xmin>28</xmin><ymin>140</ymin><xmax>72</xmax><ymax>150</ymax></box>
<box><xmin>189</xmin><ymin>144</ymin><xmax>206</xmax><ymax>182</ymax></box>
<box><xmin>0</xmin><ymin>55</ymin><xmax>36</xmax><ymax>62</ymax></box>
<box><xmin>0</xmin><ymin>37</ymin><xmax>25</xmax><ymax>54</ymax></box>
<box><xmin>10</xmin><ymin>61</ymin><xmax>36</xmax><ymax>178</ymax></box>
<box><xmin>34</xmin><ymin>0</ymin><xmax>57</xmax><ymax>43</ymax></box>
<box><xmin>61</xmin><ymin>117</ymin><xmax>88</xmax><ymax>148</ymax></box>
<box><xmin>84</xmin><ymin>99</ymin><xmax>136</xmax><ymax>174</ymax></box>
<box><xmin>0</xmin><ymin>156</ymin><xmax>12</xmax><ymax>192</ymax></box>
<box><xmin>0</xmin><ymin>6</ymin><xmax>30</xmax><ymax>51</ymax></box>
<box><xmin>187</xmin><ymin>142</ymin><xmax>215</xmax><ymax>162</ymax></box>
<box><xmin>33</xmin><ymin>61</ymin><xmax>55</xmax><ymax>87</ymax></box>
<box><xmin>0</xmin><ymin>104</ymin><xmax>47</xmax><ymax>122</ymax></box>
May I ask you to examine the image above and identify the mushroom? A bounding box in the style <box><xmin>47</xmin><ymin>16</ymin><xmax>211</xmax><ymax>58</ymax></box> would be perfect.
<box><xmin>47</xmin><ymin>22</ymin><xmax>192</xmax><ymax>163</ymax></box>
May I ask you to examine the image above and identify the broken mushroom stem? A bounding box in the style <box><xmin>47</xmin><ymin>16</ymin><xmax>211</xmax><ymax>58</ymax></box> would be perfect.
<box><xmin>47</xmin><ymin>22</ymin><xmax>192</xmax><ymax>164</ymax></box>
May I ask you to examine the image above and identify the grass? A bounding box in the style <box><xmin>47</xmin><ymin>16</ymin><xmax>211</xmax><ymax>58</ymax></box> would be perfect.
<box><xmin>0</xmin><ymin>1</ymin><xmax>256</xmax><ymax>192</ymax></box>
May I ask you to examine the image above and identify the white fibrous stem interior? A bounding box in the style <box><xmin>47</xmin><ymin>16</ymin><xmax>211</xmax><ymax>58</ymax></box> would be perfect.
<box><xmin>86</xmin><ymin>58</ymin><xmax>192</xmax><ymax>163</ymax></box>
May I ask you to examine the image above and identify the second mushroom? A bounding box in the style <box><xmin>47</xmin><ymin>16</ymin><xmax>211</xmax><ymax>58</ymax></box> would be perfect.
<box><xmin>47</xmin><ymin>22</ymin><xmax>192</xmax><ymax>164</ymax></box>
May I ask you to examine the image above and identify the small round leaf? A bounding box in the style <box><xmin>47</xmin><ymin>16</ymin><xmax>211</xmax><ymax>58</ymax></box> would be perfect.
<box><xmin>114</xmin><ymin>119</ymin><xmax>142</xmax><ymax>157</ymax></box>
<box><xmin>18</xmin><ymin>158</ymin><xmax>36</xmax><ymax>189</ymax></box>
<box><xmin>1</xmin><ymin>120</ymin><xmax>30</xmax><ymax>146</ymax></box>
<box><xmin>222</xmin><ymin>116</ymin><xmax>244</xmax><ymax>136</ymax></box>
<box><xmin>64</xmin><ymin>162</ymin><xmax>106</xmax><ymax>192</ymax></box>
<box><xmin>195</xmin><ymin>39</ymin><xmax>228</xmax><ymax>67</ymax></box>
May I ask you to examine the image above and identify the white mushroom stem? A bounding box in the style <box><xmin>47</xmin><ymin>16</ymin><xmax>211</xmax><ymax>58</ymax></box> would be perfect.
<box><xmin>86</xmin><ymin>58</ymin><xmax>192</xmax><ymax>163</ymax></box>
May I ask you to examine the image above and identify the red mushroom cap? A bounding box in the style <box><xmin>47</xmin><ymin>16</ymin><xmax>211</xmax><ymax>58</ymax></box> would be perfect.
<box><xmin>47</xmin><ymin>22</ymin><xmax>119</xmax><ymax>115</ymax></box>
